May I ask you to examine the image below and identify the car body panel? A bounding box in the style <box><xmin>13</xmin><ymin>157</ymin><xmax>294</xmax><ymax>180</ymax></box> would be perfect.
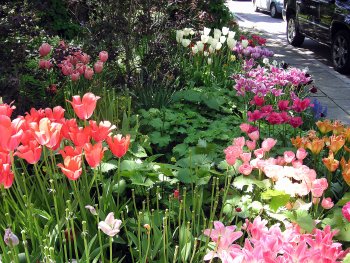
<box><xmin>254</xmin><ymin>0</ymin><xmax>284</xmax><ymax>14</ymax></box>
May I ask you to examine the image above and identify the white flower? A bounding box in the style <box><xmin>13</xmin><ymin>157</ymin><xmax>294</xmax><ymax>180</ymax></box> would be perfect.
<box><xmin>219</xmin><ymin>36</ymin><xmax>226</xmax><ymax>44</ymax></box>
<box><xmin>176</xmin><ymin>30</ymin><xmax>184</xmax><ymax>43</ymax></box>
<box><xmin>272</xmin><ymin>60</ymin><xmax>278</xmax><ymax>66</ymax></box>
<box><xmin>227</xmin><ymin>38</ymin><xmax>237</xmax><ymax>49</ymax></box>
<box><xmin>228</xmin><ymin>31</ymin><xmax>236</xmax><ymax>39</ymax></box>
<box><xmin>203</xmin><ymin>27</ymin><xmax>211</xmax><ymax>36</ymax></box>
<box><xmin>213</xmin><ymin>28</ymin><xmax>222</xmax><ymax>39</ymax></box>
<box><xmin>85</xmin><ymin>205</ymin><xmax>97</xmax><ymax>216</ymax></box>
<box><xmin>197</xmin><ymin>41</ymin><xmax>204</xmax><ymax>52</ymax></box>
<box><xmin>222</xmin><ymin>27</ymin><xmax>229</xmax><ymax>36</ymax></box>
<box><xmin>201</xmin><ymin>35</ymin><xmax>210</xmax><ymax>44</ymax></box>
<box><xmin>192</xmin><ymin>45</ymin><xmax>199</xmax><ymax>54</ymax></box>
<box><xmin>208</xmin><ymin>58</ymin><xmax>212</xmax><ymax>65</ymax></box>
<box><xmin>204</xmin><ymin>51</ymin><xmax>209</xmax><ymax>57</ymax></box>
<box><xmin>241</xmin><ymin>39</ymin><xmax>249</xmax><ymax>48</ymax></box>
<box><xmin>208</xmin><ymin>46</ymin><xmax>214</xmax><ymax>53</ymax></box>
<box><xmin>207</xmin><ymin>36</ymin><xmax>213</xmax><ymax>45</ymax></box>
<box><xmin>181</xmin><ymin>39</ymin><xmax>191</xmax><ymax>47</ymax></box>
<box><xmin>183</xmin><ymin>28</ymin><xmax>193</xmax><ymax>36</ymax></box>
<box><xmin>263</xmin><ymin>58</ymin><xmax>269</xmax><ymax>65</ymax></box>
<box><xmin>215</xmin><ymin>42</ymin><xmax>222</xmax><ymax>51</ymax></box>
<box><xmin>98</xmin><ymin>212</ymin><xmax>122</xmax><ymax>237</ymax></box>
<box><xmin>210</xmin><ymin>38</ymin><xmax>218</xmax><ymax>49</ymax></box>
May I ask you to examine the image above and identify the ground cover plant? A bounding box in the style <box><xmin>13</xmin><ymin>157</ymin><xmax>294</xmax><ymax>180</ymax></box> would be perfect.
<box><xmin>1</xmin><ymin>1</ymin><xmax>350</xmax><ymax>263</ymax></box>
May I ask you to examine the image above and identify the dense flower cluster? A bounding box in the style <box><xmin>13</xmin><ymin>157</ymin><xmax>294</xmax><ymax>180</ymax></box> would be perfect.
<box><xmin>203</xmin><ymin>217</ymin><xmax>348</xmax><ymax>262</ymax></box>
<box><xmin>0</xmin><ymin>93</ymin><xmax>129</xmax><ymax>187</ymax></box>
<box><xmin>233</xmin><ymin>44</ymin><xmax>274</xmax><ymax>60</ymax></box>
<box><xmin>38</xmin><ymin>42</ymin><xmax>108</xmax><ymax>81</ymax></box>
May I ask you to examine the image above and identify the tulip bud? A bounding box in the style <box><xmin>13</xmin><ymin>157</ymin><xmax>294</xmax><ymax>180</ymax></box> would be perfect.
<box><xmin>99</xmin><ymin>51</ymin><xmax>108</xmax><ymax>62</ymax></box>
<box><xmin>94</xmin><ymin>61</ymin><xmax>104</xmax><ymax>74</ymax></box>
<box><xmin>39</xmin><ymin>59</ymin><xmax>46</xmax><ymax>69</ymax></box>
<box><xmin>71</xmin><ymin>72</ymin><xmax>80</xmax><ymax>82</ymax></box>
<box><xmin>39</xmin><ymin>43</ymin><xmax>51</xmax><ymax>57</ymax></box>
<box><xmin>84</xmin><ymin>67</ymin><xmax>94</xmax><ymax>80</ymax></box>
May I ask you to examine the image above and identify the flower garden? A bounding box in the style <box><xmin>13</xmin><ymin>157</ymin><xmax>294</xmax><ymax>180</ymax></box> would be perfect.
<box><xmin>1</xmin><ymin>1</ymin><xmax>350</xmax><ymax>262</ymax></box>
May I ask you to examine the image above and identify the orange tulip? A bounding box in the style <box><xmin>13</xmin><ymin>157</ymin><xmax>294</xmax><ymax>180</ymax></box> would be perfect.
<box><xmin>67</xmin><ymin>93</ymin><xmax>100</xmax><ymax>120</ymax></box>
<box><xmin>315</xmin><ymin>120</ymin><xmax>333</xmax><ymax>134</ymax></box>
<box><xmin>322</xmin><ymin>151</ymin><xmax>339</xmax><ymax>172</ymax></box>
<box><xmin>83</xmin><ymin>142</ymin><xmax>106</xmax><ymax>168</ymax></box>
<box><xmin>332</xmin><ymin>120</ymin><xmax>344</xmax><ymax>135</ymax></box>
<box><xmin>107</xmin><ymin>134</ymin><xmax>130</xmax><ymax>158</ymax></box>
<box><xmin>291</xmin><ymin>136</ymin><xmax>307</xmax><ymax>149</ymax></box>
<box><xmin>57</xmin><ymin>155</ymin><xmax>82</xmax><ymax>180</ymax></box>
<box><xmin>340</xmin><ymin>157</ymin><xmax>350</xmax><ymax>186</ymax></box>
<box><xmin>306</xmin><ymin>138</ymin><xmax>324</xmax><ymax>155</ymax></box>
<box><xmin>343</xmin><ymin>127</ymin><xmax>350</xmax><ymax>142</ymax></box>
<box><xmin>328</xmin><ymin>135</ymin><xmax>345</xmax><ymax>153</ymax></box>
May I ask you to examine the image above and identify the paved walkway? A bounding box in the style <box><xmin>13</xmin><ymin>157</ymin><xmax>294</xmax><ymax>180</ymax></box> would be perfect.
<box><xmin>232</xmin><ymin>11</ymin><xmax>350</xmax><ymax>124</ymax></box>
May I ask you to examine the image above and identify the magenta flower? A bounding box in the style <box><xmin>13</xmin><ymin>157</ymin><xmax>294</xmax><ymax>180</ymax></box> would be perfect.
<box><xmin>342</xmin><ymin>202</ymin><xmax>350</xmax><ymax>222</ymax></box>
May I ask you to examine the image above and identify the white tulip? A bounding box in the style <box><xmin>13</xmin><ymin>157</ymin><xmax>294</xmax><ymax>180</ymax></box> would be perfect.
<box><xmin>210</xmin><ymin>38</ymin><xmax>218</xmax><ymax>48</ymax></box>
<box><xmin>192</xmin><ymin>45</ymin><xmax>199</xmax><ymax>54</ymax></box>
<box><xmin>207</xmin><ymin>36</ymin><xmax>213</xmax><ymax>45</ymax></box>
<box><xmin>204</xmin><ymin>51</ymin><xmax>209</xmax><ymax>57</ymax></box>
<box><xmin>228</xmin><ymin>31</ymin><xmax>236</xmax><ymax>39</ymax></box>
<box><xmin>203</xmin><ymin>27</ymin><xmax>211</xmax><ymax>36</ymax></box>
<box><xmin>272</xmin><ymin>60</ymin><xmax>278</xmax><ymax>66</ymax></box>
<box><xmin>227</xmin><ymin>38</ymin><xmax>237</xmax><ymax>49</ymax></box>
<box><xmin>208</xmin><ymin>46</ymin><xmax>214</xmax><ymax>54</ymax></box>
<box><xmin>222</xmin><ymin>27</ymin><xmax>229</xmax><ymax>36</ymax></box>
<box><xmin>201</xmin><ymin>35</ymin><xmax>210</xmax><ymax>44</ymax></box>
<box><xmin>208</xmin><ymin>58</ymin><xmax>212</xmax><ymax>65</ymax></box>
<box><xmin>176</xmin><ymin>30</ymin><xmax>184</xmax><ymax>43</ymax></box>
<box><xmin>220</xmin><ymin>36</ymin><xmax>226</xmax><ymax>43</ymax></box>
<box><xmin>181</xmin><ymin>39</ymin><xmax>191</xmax><ymax>47</ymax></box>
<box><xmin>183</xmin><ymin>28</ymin><xmax>193</xmax><ymax>36</ymax></box>
<box><xmin>215</xmin><ymin>42</ymin><xmax>222</xmax><ymax>50</ymax></box>
<box><xmin>197</xmin><ymin>41</ymin><xmax>204</xmax><ymax>52</ymax></box>
<box><xmin>241</xmin><ymin>39</ymin><xmax>249</xmax><ymax>48</ymax></box>
<box><xmin>263</xmin><ymin>58</ymin><xmax>269</xmax><ymax>65</ymax></box>
<box><xmin>213</xmin><ymin>29</ymin><xmax>221</xmax><ymax>39</ymax></box>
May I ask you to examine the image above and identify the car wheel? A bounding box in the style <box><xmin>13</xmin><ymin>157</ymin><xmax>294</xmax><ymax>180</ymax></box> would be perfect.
<box><xmin>253</xmin><ymin>0</ymin><xmax>259</xmax><ymax>12</ymax></box>
<box><xmin>270</xmin><ymin>3</ymin><xmax>278</xmax><ymax>18</ymax></box>
<box><xmin>286</xmin><ymin>14</ymin><xmax>304</xmax><ymax>46</ymax></box>
<box><xmin>332</xmin><ymin>30</ymin><xmax>350</xmax><ymax>74</ymax></box>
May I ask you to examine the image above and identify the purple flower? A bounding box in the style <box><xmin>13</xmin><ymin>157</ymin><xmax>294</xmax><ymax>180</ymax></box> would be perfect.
<box><xmin>4</xmin><ymin>228</ymin><xmax>19</xmax><ymax>246</ymax></box>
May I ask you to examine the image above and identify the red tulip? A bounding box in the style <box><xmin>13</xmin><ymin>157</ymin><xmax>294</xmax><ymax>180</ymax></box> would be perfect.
<box><xmin>89</xmin><ymin>120</ymin><xmax>116</xmax><ymax>142</ymax></box>
<box><xmin>84</xmin><ymin>142</ymin><xmax>106</xmax><ymax>168</ymax></box>
<box><xmin>94</xmin><ymin>61</ymin><xmax>104</xmax><ymax>74</ymax></box>
<box><xmin>44</xmin><ymin>106</ymin><xmax>65</xmax><ymax>122</ymax></box>
<box><xmin>39</xmin><ymin>43</ymin><xmax>51</xmax><ymax>57</ymax></box>
<box><xmin>0</xmin><ymin>161</ymin><xmax>14</xmax><ymax>188</ymax></box>
<box><xmin>107</xmin><ymin>134</ymin><xmax>130</xmax><ymax>158</ymax></box>
<box><xmin>67</xmin><ymin>93</ymin><xmax>100</xmax><ymax>120</ymax></box>
<box><xmin>14</xmin><ymin>140</ymin><xmax>42</xmax><ymax>164</ymax></box>
<box><xmin>57</xmin><ymin>155</ymin><xmax>82</xmax><ymax>180</ymax></box>
<box><xmin>99</xmin><ymin>51</ymin><xmax>108</xmax><ymax>62</ymax></box>
<box><xmin>84</xmin><ymin>67</ymin><xmax>94</xmax><ymax>80</ymax></box>
<box><xmin>68</xmin><ymin>126</ymin><xmax>91</xmax><ymax>147</ymax></box>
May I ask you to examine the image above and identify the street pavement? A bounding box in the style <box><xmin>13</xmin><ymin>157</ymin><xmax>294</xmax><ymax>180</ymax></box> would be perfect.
<box><xmin>227</xmin><ymin>0</ymin><xmax>350</xmax><ymax>124</ymax></box>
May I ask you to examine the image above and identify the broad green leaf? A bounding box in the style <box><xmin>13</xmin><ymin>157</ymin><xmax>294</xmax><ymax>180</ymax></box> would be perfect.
<box><xmin>120</xmin><ymin>160</ymin><xmax>143</xmax><ymax>171</ymax></box>
<box><xmin>177</xmin><ymin>168</ymin><xmax>196</xmax><ymax>183</ymax></box>
<box><xmin>130</xmin><ymin>173</ymin><xmax>155</xmax><ymax>187</ymax></box>
<box><xmin>149</xmin><ymin>131</ymin><xmax>171</xmax><ymax>148</ymax></box>
<box><xmin>233</xmin><ymin>175</ymin><xmax>267</xmax><ymax>191</ymax></box>
<box><xmin>336</xmin><ymin>192</ymin><xmax>350</xmax><ymax>206</ymax></box>
<box><xmin>100</xmin><ymin>160</ymin><xmax>118</xmax><ymax>173</ymax></box>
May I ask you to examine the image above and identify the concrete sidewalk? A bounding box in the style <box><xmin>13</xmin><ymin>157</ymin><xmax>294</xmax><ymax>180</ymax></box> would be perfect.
<box><xmin>233</xmin><ymin>12</ymin><xmax>350</xmax><ymax>124</ymax></box>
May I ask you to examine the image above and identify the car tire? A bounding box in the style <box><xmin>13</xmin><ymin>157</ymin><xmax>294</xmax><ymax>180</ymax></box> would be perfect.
<box><xmin>253</xmin><ymin>0</ymin><xmax>259</xmax><ymax>12</ymax></box>
<box><xmin>286</xmin><ymin>14</ymin><xmax>304</xmax><ymax>47</ymax></box>
<box><xmin>332</xmin><ymin>30</ymin><xmax>350</xmax><ymax>74</ymax></box>
<box><xmin>270</xmin><ymin>3</ymin><xmax>278</xmax><ymax>18</ymax></box>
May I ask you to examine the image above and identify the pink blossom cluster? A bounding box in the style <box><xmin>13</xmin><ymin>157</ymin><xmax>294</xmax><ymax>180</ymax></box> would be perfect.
<box><xmin>233</xmin><ymin>44</ymin><xmax>274</xmax><ymax>60</ymax></box>
<box><xmin>233</xmin><ymin>64</ymin><xmax>312</xmax><ymax>127</ymax></box>
<box><xmin>203</xmin><ymin>217</ymin><xmax>348</xmax><ymax>263</ymax></box>
<box><xmin>38</xmin><ymin>42</ymin><xmax>108</xmax><ymax>81</ymax></box>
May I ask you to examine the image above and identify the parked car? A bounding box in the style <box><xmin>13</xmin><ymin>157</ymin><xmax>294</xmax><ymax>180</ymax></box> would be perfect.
<box><xmin>253</xmin><ymin>0</ymin><xmax>284</xmax><ymax>18</ymax></box>
<box><xmin>283</xmin><ymin>0</ymin><xmax>350</xmax><ymax>73</ymax></box>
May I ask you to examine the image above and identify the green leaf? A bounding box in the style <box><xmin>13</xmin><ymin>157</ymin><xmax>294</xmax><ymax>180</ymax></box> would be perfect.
<box><xmin>100</xmin><ymin>160</ymin><xmax>118</xmax><ymax>173</ymax></box>
<box><xmin>336</xmin><ymin>192</ymin><xmax>350</xmax><ymax>206</ymax></box>
<box><xmin>149</xmin><ymin>118</ymin><xmax>164</xmax><ymax>129</ymax></box>
<box><xmin>177</xmin><ymin>168</ymin><xmax>196</xmax><ymax>183</ymax></box>
<box><xmin>149</xmin><ymin>131</ymin><xmax>171</xmax><ymax>148</ymax></box>
<box><xmin>233</xmin><ymin>175</ymin><xmax>267</xmax><ymax>191</ymax></box>
<box><xmin>261</xmin><ymin>189</ymin><xmax>290</xmax><ymax>212</ymax></box>
<box><xmin>173</xmin><ymin>143</ymin><xmax>189</xmax><ymax>157</ymax></box>
<box><xmin>120</xmin><ymin>160</ymin><xmax>143</xmax><ymax>171</ymax></box>
<box><xmin>130</xmin><ymin>173</ymin><xmax>155</xmax><ymax>187</ymax></box>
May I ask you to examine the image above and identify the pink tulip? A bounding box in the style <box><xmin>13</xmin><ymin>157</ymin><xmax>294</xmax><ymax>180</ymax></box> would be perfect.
<box><xmin>246</xmin><ymin>140</ymin><xmax>256</xmax><ymax>151</ymax></box>
<box><xmin>39</xmin><ymin>59</ymin><xmax>46</xmax><ymax>69</ymax></box>
<box><xmin>261</xmin><ymin>138</ymin><xmax>277</xmax><ymax>152</ymax></box>
<box><xmin>94</xmin><ymin>61</ymin><xmax>104</xmax><ymax>74</ymax></box>
<box><xmin>278</xmin><ymin>100</ymin><xmax>289</xmax><ymax>111</ymax></box>
<box><xmin>99</xmin><ymin>51</ymin><xmax>108</xmax><ymax>62</ymax></box>
<box><xmin>239</xmin><ymin>163</ymin><xmax>253</xmax><ymax>176</ymax></box>
<box><xmin>98</xmin><ymin>212</ymin><xmax>122</xmax><ymax>237</ymax></box>
<box><xmin>61</xmin><ymin>63</ymin><xmax>73</xmax><ymax>76</ymax></box>
<box><xmin>76</xmin><ymin>63</ymin><xmax>86</xmax><ymax>75</ymax></box>
<box><xmin>67</xmin><ymin>92</ymin><xmax>100</xmax><ymax>120</ymax></box>
<box><xmin>254</xmin><ymin>148</ymin><xmax>264</xmax><ymax>159</ymax></box>
<box><xmin>80</xmin><ymin>53</ymin><xmax>90</xmax><ymax>64</ymax></box>
<box><xmin>44</xmin><ymin>60</ymin><xmax>52</xmax><ymax>70</ymax></box>
<box><xmin>240</xmin><ymin>152</ymin><xmax>251</xmax><ymax>163</ymax></box>
<box><xmin>283</xmin><ymin>151</ymin><xmax>295</xmax><ymax>163</ymax></box>
<box><xmin>84</xmin><ymin>67</ymin><xmax>94</xmax><ymax>80</ymax></box>
<box><xmin>233</xmin><ymin>137</ymin><xmax>245</xmax><ymax>148</ymax></box>
<box><xmin>296</xmin><ymin>148</ymin><xmax>308</xmax><ymax>160</ymax></box>
<box><xmin>321</xmin><ymin>197</ymin><xmax>334</xmax><ymax>209</ymax></box>
<box><xmin>342</xmin><ymin>202</ymin><xmax>350</xmax><ymax>222</ymax></box>
<box><xmin>71</xmin><ymin>72</ymin><xmax>80</xmax><ymax>82</ymax></box>
<box><xmin>248</xmin><ymin>131</ymin><xmax>259</xmax><ymax>141</ymax></box>
<box><xmin>39</xmin><ymin>43</ymin><xmax>51</xmax><ymax>57</ymax></box>
<box><xmin>311</xmin><ymin>178</ymin><xmax>328</xmax><ymax>198</ymax></box>
<box><xmin>240</xmin><ymin>123</ymin><xmax>251</xmax><ymax>133</ymax></box>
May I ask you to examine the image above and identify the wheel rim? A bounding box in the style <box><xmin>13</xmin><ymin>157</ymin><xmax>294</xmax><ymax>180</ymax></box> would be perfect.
<box><xmin>287</xmin><ymin>18</ymin><xmax>296</xmax><ymax>43</ymax></box>
<box><xmin>271</xmin><ymin>5</ymin><xmax>276</xmax><ymax>17</ymax></box>
<box><xmin>333</xmin><ymin>35</ymin><xmax>349</xmax><ymax>69</ymax></box>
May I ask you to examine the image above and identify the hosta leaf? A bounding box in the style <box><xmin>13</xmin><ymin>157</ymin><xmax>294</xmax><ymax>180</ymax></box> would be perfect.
<box><xmin>100</xmin><ymin>160</ymin><xmax>118</xmax><ymax>173</ymax></box>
